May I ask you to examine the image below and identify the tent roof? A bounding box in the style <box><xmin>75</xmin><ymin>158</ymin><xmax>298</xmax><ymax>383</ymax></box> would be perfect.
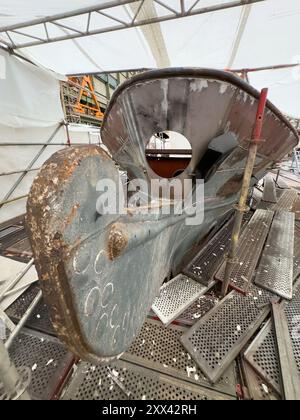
<box><xmin>0</xmin><ymin>0</ymin><xmax>299</xmax><ymax>117</ymax></box>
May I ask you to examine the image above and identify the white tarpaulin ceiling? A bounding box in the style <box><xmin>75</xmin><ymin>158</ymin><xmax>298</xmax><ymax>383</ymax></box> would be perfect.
<box><xmin>0</xmin><ymin>0</ymin><xmax>299</xmax><ymax>117</ymax></box>
<box><xmin>0</xmin><ymin>49</ymin><xmax>64</xmax><ymax>128</ymax></box>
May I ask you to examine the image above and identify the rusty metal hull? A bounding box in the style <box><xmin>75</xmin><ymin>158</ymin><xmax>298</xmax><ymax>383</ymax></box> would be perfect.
<box><xmin>27</xmin><ymin>69</ymin><xmax>298</xmax><ymax>363</ymax></box>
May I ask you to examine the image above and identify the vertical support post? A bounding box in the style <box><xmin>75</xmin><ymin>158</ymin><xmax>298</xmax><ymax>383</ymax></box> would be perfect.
<box><xmin>65</xmin><ymin>121</ymin><xmax>71</xmax><ymax>146</ymax></box>
<box><xmin>0</xmin><ymin>340</ymin><xmax>31</xmax><ymax>400</ymax></box>
<box><xmin>275</xmin><ymin>168</ymin><xmax>280</xmax><ymax>186</ymax></box>
<box><xmin>294</xmin><ymin>149</ymin><xmax>300</xmax><ymax>174</ymax></box>
<box><xmin>221</xmin><ymin>88</ymin><xmax>268</xmax><ymax>297</ymax></box>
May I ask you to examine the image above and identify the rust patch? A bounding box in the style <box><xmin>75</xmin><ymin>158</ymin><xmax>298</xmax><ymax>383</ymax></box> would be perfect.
<box><xmin>26</xmin><ymin>145</ymin><xmax>115</xmax><ymax>364</ymax></box>
<box><xmin>107</xmin><ymin>224</ymin><xmax>128</xmax><ymax>261</ymax></box>
<box><xmin>66</xmin><ymin>203</ymin><xmax>80</xmax><ymax>225</ymax></box>
<box><xmin>217</xmin><ymin>174</ymin><xmax>244</xmax><ymax>198</ymax></box>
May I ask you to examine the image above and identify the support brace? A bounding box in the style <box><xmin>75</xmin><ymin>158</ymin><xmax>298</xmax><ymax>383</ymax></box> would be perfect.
<box><xmin>222</xmin><ymin>88</ymin><xmax>269</xmax><ymax>296</ymax></box>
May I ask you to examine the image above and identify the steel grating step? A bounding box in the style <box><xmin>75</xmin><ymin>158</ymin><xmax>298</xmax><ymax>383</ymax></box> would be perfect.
<box><xmin>293</xmin><ymin>222</ymin><xmax>300</xmax><ymax>280</ymax></box>
<box><xmin>271</xmin><ymin>189</ymin><xmax>298</xmax><ymax>212</ymax></box>
<box><xmin>244</xmin><ymin>320</ymin><xmax>281</xmax><ymax>395</ymax></box>
<box><xmin>175</xmin><ymin>293</ymin><xmax>219</xmax><ymax>326</ymax></box>
<box><xmin>61</xmin><ymin>359</ymin><xmax>234</xmax><ymax>400</ymax></box>
<box><xmin>183</xmin><ymin>218</ymin><xmax>235</xmax><ymax>286</ymax></box>
<box><xmin>291</xmin><ymin>196</ymin><xmax>300</xmax><ymax>221</ymax></box>
<box><xmin>122</xmin><ymin>319</ymin><xmax>237</xmax><ymax>397</ymax></box>
<box><xmin>151</xmin><ymin>274</ymin><xmax>215</xmax><ymax>326</ymax></box>
<box><xmin>244</xmin><ymin>279</ymin><xmax>300</xmax><ymax>397</ymax></box>
<box><xmin>240</xmin><ymin>358</ymin><xmax>280</xmax><ymax>400</ymax></box>
<box><xmin>256</xmin><ymin>201</ymin><xmax>271</xmax><ymax>210</ymax></box>
<box><xmin>6</xmin><ymin>285</ymin><xmax>55</xmax><ymax>336</ymax></box>
<box><xmin>180</xmin><ymin>284</ymin><xmax>276</xmax><ymax>384</ymax></box>
<box><xmin>254</xmin><ymin>211</ymin><xmax>295</xmax><ymax>300</ymax></box>
<box><xmin>262</xmin><ymin>175</ymin><xmax>277</xmax><ymax>204</ymax></box>
<box><xmin>215</xmin><ymin>209</ymin><xmax>274</xmax><ymax>292</ymax></box>
<box><xmin>8</xmin><ymin>328</ymin><xmax>74</xmax><ymax>400</ymax></box>
<box><xmin>0</xmin><ymin>225</ymin><xmax>23</xmax><ymax>240</ymax></box>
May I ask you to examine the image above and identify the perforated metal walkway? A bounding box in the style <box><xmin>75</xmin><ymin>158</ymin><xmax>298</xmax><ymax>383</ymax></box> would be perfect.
<box><xmin>62</xmin><ymin>320</ymin><xmax>237</xmax><ymax>400</ymax></box>
<box><xmin>180</xmin><ymin>285</ymin><xmax>275</xmax><ymax>384</ymax></box>
<box><xmin>61</xmin><ymin>359</ymin><xmax>235</xmax><ymax>400</ymax></box>
<box><xmin>183</xmin><ymin>218</ymin><xmax>235</xmax><ymax>286</ymax></box>
<box><xmin>215</xmin><ymin>209</ymin><xmax>274</xmax><ymax>292</ymax></box>
<box><xmin>254</xmin><ymin>211</ymin><xmax>295</xmax><ymax>300</ymax></box>
<box><xmin>151</xmin><ymin>274</ymin><xmax>215</xmax><ymax>326</ymax></box>
<box><xmin>244</xmin><ymin>279</ymin><xmax>300</xmax><ymax>397</ymax></box>
<box><xmin>271</xmin><ymin>189</ymin><xmax>298</xmax><ymax>212</ymax></box>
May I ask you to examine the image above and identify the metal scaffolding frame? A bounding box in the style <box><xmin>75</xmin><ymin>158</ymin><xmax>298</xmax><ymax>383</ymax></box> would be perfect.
<box><xmin>0</xmin><ymin>0</ymin><xmax>265</xmax><ymax>50</ymax></box>
<box><xmin>0</xmin><ymin>123</ymin><xmax>64</xmax><ymax>211</ymax></box>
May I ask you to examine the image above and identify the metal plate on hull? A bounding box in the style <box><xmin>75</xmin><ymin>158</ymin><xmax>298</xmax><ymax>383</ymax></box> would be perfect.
<box><xmin>101</xmin><ymin>69</ymin><xmax>298</xmax><ymax>185</ymax></box>
<box><xmin>27</xmin><ymin>146</ymin><xmax>233</xmax><ymax>363</ymax></box>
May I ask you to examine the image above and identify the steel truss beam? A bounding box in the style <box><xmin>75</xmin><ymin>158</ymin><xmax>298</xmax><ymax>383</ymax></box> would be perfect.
<box><xmin>0</xmin><ymin>0</ymin><xmax>265</xmax><ymax>50</ymax></box>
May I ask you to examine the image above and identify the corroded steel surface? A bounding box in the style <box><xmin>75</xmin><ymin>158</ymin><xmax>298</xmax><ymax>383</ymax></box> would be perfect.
<box><xmin>102</xmin><ymin>68</ymin><xmax>298</xmax><ymax>191</ymax></box>
<box><xmin>26</xmin><ymin>69</ymin><xmax>298</xmax><ymax>363</ymax></box>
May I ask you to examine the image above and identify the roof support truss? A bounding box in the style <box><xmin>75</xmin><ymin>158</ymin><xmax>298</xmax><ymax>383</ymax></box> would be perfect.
<box><xmin>0</xmin><ymin>0</ymin><xmax>265</xmax><ymax>50</ymax></box>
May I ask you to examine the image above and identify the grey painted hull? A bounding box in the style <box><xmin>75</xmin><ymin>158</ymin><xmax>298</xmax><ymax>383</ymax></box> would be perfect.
<box><xmin>27</xmin><ymin>69</ymin><xmax>298</xmax><ymax>363</ymax></box>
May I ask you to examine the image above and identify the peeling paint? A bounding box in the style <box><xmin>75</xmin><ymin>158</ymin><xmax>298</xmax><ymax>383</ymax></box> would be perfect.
<box><xmin>190</xmin><ymin>79</ymin><xmax>208</xmax><ymax>92</ymax></box>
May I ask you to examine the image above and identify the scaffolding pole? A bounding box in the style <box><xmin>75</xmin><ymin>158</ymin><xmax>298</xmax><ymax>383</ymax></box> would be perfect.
<box><xmin>0</xmin><ymin>123</ymin><xmax>63</xmax><ymax>210</ymax></box>
<box><xmin>0</xmin><ymin>340</ymin><xmax>31</xmax><ymax>400</ymax></box>
<box><xmin>221</xmin><ymin>87</ymin><xmax>268</xmax><ymax>297</ymax></box>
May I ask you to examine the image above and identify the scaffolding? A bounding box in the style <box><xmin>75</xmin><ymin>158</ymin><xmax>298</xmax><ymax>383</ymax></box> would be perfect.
<box><xmin>0</xmin><ymin>1</ymin><xmax>265</xmax><ymax>50</ymax></box>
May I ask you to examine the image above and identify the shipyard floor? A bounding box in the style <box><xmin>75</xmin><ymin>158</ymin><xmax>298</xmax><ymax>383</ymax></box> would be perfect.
<box><xmin>1</xmin><ymin>169</ymin><xmax>300</xmax><ymax>400</ymax></box>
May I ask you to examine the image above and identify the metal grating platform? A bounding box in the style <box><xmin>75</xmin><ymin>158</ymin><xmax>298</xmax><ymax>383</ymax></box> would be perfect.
<box><xmin>293</xmin><ymin>222</ymin><xmax>300</xmax><ymax>280</ymax></box>
<box><xmin>175</xmin><ymin>293</ymin><xmax>219</xmax><ymax>326</ymax></box>
<box><xmin>151</xmin><ymin>274</ymin><xmax>215</xmax><ymax>326</ymax></box>
<box><xmin>244</xmin><ymin>279</ymin><xmax>300</xmax><ymax>397</ymax></box>
<box><xmin>181</xmin><ymin>284</ymin><xmax>275</xmax><ymax>384</ymax></box>
<box><xmin>244</xmin><ymin>320</ymin><xmax>282</xmax><ymax>395</ymax></box>
<box><xmin>6</xmin><ymin>285</ymin><xmax>55</xmax><ymax>336</ymax></box>
<box><xmin>4</xmin><ymin>237</ymin><xmax>32</xmax><ymax>262</ymax></box>
<box><xmin>62</xmin><ymin>359</ymin><xmax>234</xmax><ymax>400</ymax></box>
<box><xmin>6</xmin><ymin>284</ymin><xmax>40</xmax><ymax>318</ymax></box>
<box><xmin>0</xmin><ymin>227</ymin><xmax>27</xmax><ymax>254</ymax></box>
<box><xmin>0</xmin><ymin>225</ymin><xmax>23</xmax><ymax>240</ymax></box>
<box><xmin>283</xmin><ymin>280</ymin><xmax>300</xmax><ymax>375</ymax></box>
<box><xmin>254</xmin><ymin>211</ymin><xmax>295</xmax><ymax>300</ymax></box>
<box><xmin>183</xmin><ymin>218</ymin><xmax>235</xmax><ymax>286</ymax></box>
<box><xmin>271</xmin><ymin>189</ymin><xmax>298</xmax><ymax>212</ymax></box>
<box><xmin>240</xmin><ymin>358</ymin><xmax>280</xmax><ymax>400</ymax></box>
<box><xmin>215</xmin><ymin>210</ymin><xmax>274</xmax><ymax>292</ymax></box>
<box><xmin>9</xmin><ymin>328</ymin><xmax>74</xmax><ymax>400</ymax></box>
<box><xmin>122</xmin><ymin>319</ymin><xmax>236</xmax><ymax>397</ymax></box>
<box><xmin>262</xmin><ymin>175</ymin><xmax>277</xmax><ymax>204</ymax></box>
<box><xmin>291</xmin><ymin>196</ymin><xmax>300</xmax><ymax>221</ymax></box>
